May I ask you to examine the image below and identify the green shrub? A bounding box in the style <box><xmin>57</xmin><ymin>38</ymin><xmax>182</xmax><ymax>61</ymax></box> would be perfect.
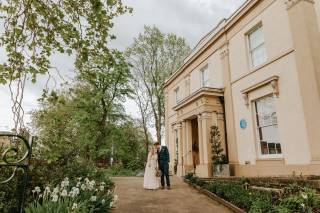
<box><xmin>25</xmin><ymin>177</ymin><xmax>116</xmax><ymax>213</ymax></box>
<box><xmin>276</xmin><ymin>188</ymin><xmax>320</xmax><ymax>212</ymax></box>
<box><xmin>104</xmin><ymin>165</ymin><xmax>137</xmax><ymax>177</ymax></box>
<box><xmin>205</xmin><ymin>181</ymin><xmax>277</xmax><ymax>212</ymax></box>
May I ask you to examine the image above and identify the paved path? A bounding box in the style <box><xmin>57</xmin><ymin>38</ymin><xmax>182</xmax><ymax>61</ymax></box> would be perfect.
<box><xmin>111</xmin><ymin>176</ymin><xmax>231</xmax><ymax>213</ymax></box>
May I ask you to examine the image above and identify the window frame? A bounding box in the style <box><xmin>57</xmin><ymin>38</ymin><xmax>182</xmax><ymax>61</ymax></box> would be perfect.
<box><xmin>247</xmin><ymin>23</ymin><xmax>267</xmax><ymax>69</ymax></box>
<box><xmin>200</xmin><ymin>64</ymin><xmax>210</xmax><ymax>87</ymax></box>
<box><xmin>253</xmin><ymin>95</ymin><xmax>282</xmax><ymax>159</ymax></box>
<box><xmin>174</xmin><ymin>87</ymin><xmax>180</xmax><ymax>104</ymax></box>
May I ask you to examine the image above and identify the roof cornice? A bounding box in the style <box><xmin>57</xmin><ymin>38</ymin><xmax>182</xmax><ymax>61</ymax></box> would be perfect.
<box><xmin>164</xmin><ymin>0</ymin><xmax>261</xmax><ymax>88</ymax></box>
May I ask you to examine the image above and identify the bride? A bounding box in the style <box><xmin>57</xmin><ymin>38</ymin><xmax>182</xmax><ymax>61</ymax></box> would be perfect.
<box><xmin>143</xmin><ymin>147</ymin><xmax>160</xmax><ymax>189</ymax></box>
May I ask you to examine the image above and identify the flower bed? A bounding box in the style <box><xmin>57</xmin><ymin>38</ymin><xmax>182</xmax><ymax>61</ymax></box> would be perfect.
<box><xmin>25</xmin><ymin>177</ymin><xmax>116</xmax><ymax>213</ymax></box>
<box><xmin>185</xmin><ymin>173</ymin><xmax>320</xmax><ymax>213</ymax></box>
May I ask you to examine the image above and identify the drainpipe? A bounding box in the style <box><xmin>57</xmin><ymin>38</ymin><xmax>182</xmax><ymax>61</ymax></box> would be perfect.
<box><xmin>218</xmin><ymin>96</ymin><xmax>229</xmax><ymax>162</ymax></box>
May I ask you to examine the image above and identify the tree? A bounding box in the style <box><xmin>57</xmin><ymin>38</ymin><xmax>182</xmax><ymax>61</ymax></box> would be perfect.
<box><xmin>0</xmin><ymin>0</ymin><xmax>132</xmax><ymax>131</ymax></box>
<box><xmin>210</xmin><ymin>125</ymin><xmax>227</xmax><ymax>165</ymax></box>
<box><xmin>126</xmin><ymin>26</ymin><xmax>190</xmax><ymax>143</ymax></box>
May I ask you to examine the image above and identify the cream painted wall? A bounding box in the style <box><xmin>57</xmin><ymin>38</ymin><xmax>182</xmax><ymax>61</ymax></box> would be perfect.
<box><xmin>315</xmin><ymin>0</ymin><xmax>320</xmax><ymax>30</ymax></box>
<box><xmin>167</xmin><ymin>51</ymin><xmax>224</xmax><ymax>119</ymax></box>
<box><xmin>231</xmin><ymin>53</ymin><xmax>311</xmax><ymax>165</ymax></box>
<box><xmin>229</xmin><ymin>0</ymin><xmax>293</xmax><ymax>83</ymax></box>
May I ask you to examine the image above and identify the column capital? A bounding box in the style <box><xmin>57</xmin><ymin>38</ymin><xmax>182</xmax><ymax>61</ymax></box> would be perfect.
<box><xmin>285</xmin><ymin>0</ymin><xmax>314</xmax><ymax>10</ymax></box>
<box><xmin>201</xmin><ymin>112</ymin><xmax>213</xmax><ymax>119</ymax></box>
<box><xmin>220</xmin><ymin>46</ymin><xmax>229</xmax><ymax>59</ymax></box>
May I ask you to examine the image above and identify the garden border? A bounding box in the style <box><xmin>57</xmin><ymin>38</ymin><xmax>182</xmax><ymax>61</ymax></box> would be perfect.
<box><xmin>184</xmin><ymin>179</ymin><xmax>245</xmax><ymax>213</ymax></box>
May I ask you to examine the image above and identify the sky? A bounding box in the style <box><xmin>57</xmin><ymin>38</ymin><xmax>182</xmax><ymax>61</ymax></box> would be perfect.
<box><xmin>0</xmin><ymin>0</ymin><xmax>246</xmax><ymax>133</ymax></box>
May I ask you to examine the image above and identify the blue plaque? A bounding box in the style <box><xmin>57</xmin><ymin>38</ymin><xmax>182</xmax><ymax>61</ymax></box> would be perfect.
<box><xmin>240</xmin><ymin>119</ymin><xmax>247</xmax><ymax>129</ymax></box>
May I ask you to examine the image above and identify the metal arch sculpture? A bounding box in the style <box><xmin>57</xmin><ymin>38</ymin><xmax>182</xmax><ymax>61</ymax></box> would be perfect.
<box><xmin>0</xmin><ymin>131</ymin><xmax>34</xmax><ymax>213</ymax></box>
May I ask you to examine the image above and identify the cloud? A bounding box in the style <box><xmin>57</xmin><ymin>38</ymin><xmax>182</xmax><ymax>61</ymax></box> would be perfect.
<box><xmin>0</xmin><ymin>0</ymin><xmax>246</xmax><ymax>132</ymax></box>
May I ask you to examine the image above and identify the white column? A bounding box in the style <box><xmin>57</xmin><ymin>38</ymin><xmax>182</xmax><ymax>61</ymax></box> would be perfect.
<box><xmin>186</xmin><ymin>120</ymin><xmax>193</xmax><ymax>165</ymax></box>
<box><xmin>197</xmin><ymin>114</ymin><xmax>204</xmax><ymax>164</ymax></box>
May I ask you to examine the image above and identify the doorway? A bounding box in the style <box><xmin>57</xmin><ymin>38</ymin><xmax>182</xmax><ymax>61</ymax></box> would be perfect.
<box><xmin>191</xmin><ymin>118</ymin><xmax>200</xmax><ymax>170</ymax></box>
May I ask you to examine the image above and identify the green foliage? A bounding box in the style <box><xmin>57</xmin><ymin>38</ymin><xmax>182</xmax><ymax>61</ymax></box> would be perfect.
<box><xmin>0</xmin><ymin>0</ymin><xmax>132</xmax><ymax>84</ymax></box>
<box><xmin>276</xmin><ymin>188</ymin><xmax>320</xmax><ymax>212</ymax></box>
<box><xmin>210</xmin><ymin>126</ymin><xmax>228</xmax><ymax>165</ymax></box>
<box><xmin>104</xmin><ymin>166</ymin><xmax>137</xmax><ymax>177</ymax></box>
<box><xmin>25</xmin><ymin>177</ymin><xmax>115</xmax><ymax>213</ymax></box>
<box><xmin>185</xmin><ymin>174</ymin><xmax>320</xmax><ymax>212</ymax></box>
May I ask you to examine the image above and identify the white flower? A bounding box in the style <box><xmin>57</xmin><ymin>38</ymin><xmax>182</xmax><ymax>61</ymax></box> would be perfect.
<box><xmin>61</xmin><ymin>189</ymin><xmax>68</xmax><ymax>197</ymax></box>
<box><xmin>107</xmin><ymin>190</ymin><xmax>111</xmax><ymax>195</ymax></box>
<box><xmin>43</xmin><ymin>186</ymin><xmax>51</xmax><ymax>197</ymax></box>
<box><xmin>81</xmin><ymin>184</ymin><xmax>86</xmax><ymax>191</ymax></box>
<box><xmin>90</xmin><ymin>196</ymin><xmax>97</xmax><ymax>202</ymax></box>
<box><xmin>61</xmin><ymin>178</ymin><xmax>70</xmax><ymax>188</ymax></box>
<box><xmin>101</xmin><ymin>199</ymin><xmax>105</xmax><ymax>204</ymax></box>
<box><xmin>301</xmin><ymin>203</ymin><xmax>305</xmax><ymax>208</ymax></box>
<box><xmin>34</xmin><ymin>186</ymin><xmax>41</xmax><ymax>193</ymax></box>
<box><xmin>72</xmin><ymin>203</ymin><xmax>78</xmax><ymax>210</ymax></box>
<box><xmin>109</xmin><ymin>201</ymin><xmax>114</xmax><ymax>208</ymax></box>
<box><xmin>301</xmin><ymin>193</ymin><xmax>308</xmax><ymax>199</ymax></box>
<box><xmin>100</xmin><ymin>182</ymin><xmax>106</xmax><ymax>186</ymax></box>
<box><xmin>52</xmin><ymin>194</ymin><xmax>58</xmax><ymax>202</ymax></box>
<box><xmin>69</xmin><ymin>187</ymin><xmax>80</xmax><ymax>198</ymax></box>
<box><xmin>76</xmin><ymin>182</ymin><xmax>81</xmax><ymax>187</ymax></box>
<box><xmin>52</xmin><ymin>187</ymin><xmax>59</xmax><ymax>195</ymax></box>
<box><xmin>99</xmin><ymin>185</ymin><xmax>105</xmax><ymax>191</ymax></box>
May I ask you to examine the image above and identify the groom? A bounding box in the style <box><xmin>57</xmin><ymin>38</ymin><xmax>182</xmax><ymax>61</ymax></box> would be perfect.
<box><xmin>154</xmin><ymin>142</ymin><xmax>171</xmax><ymax>190</ymax></box>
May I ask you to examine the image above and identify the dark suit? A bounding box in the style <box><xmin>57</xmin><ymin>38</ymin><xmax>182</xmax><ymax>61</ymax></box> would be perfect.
<box><xmin>157</xmin><ymin>146</ymin><xmax>170</xmax><ymax>187</ymax></box>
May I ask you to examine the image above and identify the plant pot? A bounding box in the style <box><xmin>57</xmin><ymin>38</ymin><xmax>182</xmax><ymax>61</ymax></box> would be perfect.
<box><xmin>213</xmin><ymin>164</ymin><xmax>230</xmax><ymax>177</ymax></box>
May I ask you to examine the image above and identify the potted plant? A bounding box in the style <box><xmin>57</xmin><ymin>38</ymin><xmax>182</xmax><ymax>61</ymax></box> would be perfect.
<box><xmin>210</xmin><ymin>125</ymin><xmax>229</xmax><ymax>176</ymax></box>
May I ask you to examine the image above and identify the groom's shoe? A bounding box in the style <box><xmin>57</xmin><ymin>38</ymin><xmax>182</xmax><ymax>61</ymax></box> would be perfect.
<box><xmin>167</xmin><ymin>186</ymin><xmax>171</xmax><ymax>190</ymax></box>
<box><xmin>161</xmin><ymin>186</ymin><xmax>165</xmax><ymax>190</ymax></box>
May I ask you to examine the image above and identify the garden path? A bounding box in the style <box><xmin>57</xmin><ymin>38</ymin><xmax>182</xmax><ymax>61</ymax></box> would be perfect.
<box><xmin>111</xmin><ymin>176</ymin><xmax>231</xmax><ymax>213</ymax></box>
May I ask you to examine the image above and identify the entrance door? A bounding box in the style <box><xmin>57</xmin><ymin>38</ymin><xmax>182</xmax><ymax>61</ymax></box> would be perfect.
<box><xmin>191</xmin><ymin>118</ymin><xmax>200</xmax><ymax>170</ymax></box>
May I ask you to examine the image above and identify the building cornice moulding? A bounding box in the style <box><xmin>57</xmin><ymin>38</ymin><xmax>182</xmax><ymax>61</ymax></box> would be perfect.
<box><xmin>285</xmin><ymin>0</ymin><xmax>315</xmax><ymax>10</ymax></box>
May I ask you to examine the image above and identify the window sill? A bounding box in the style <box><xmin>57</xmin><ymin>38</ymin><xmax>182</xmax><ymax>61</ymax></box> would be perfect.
<box><xmin>256</xmin><ymin>157</ymin><xmax>284</xmax><ymax>162</ymax></box>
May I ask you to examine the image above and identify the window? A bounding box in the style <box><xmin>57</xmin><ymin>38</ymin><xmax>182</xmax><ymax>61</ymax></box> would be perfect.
<box><xmin>255</xmin><ymin>96</ymin><xmax>281</xmax><ymax>156</ymax></box>
<box><xmin>248</xmin><ymin>25</ymin><xmax>267</xmax><ymax>68</ymax></box>
<box><xmin>200</xmin><ymin>65</ymin><xmax>210</xmax><ymax>87</ymax></box>
<box><xmin>174</xmin><ymin>87</ymin><xmax>181</xmax><ymax>104</ymax></box>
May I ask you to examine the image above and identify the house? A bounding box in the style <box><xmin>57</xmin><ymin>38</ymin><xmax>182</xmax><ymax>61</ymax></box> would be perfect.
<box><xmin>164</xmin><ymin>0</ymin><xmax>320</xmax><ymax>177</ymax></box>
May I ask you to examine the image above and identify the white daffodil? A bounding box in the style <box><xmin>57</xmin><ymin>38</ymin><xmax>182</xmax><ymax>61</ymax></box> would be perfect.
<box><xmin>90</xmin><ymin>196</ymin><xmax>97</xmax><ymax>202</ymax></box>
<box><xmin>301</xmin><ymin>193</ymin><xmax>308</xmax><ymax>199</ymax></box>
<box><xmin>43</xmin><ymin>186</ymin><xmax>51</xmax><ymax>197</ymax></box>
<box><xmin>52</xmin><ymin>194</ymin><xmax>58</xmax><ymax>202</ymax></box>
<box><xmin>72</xmin><ymin>203</ymin><xmax>78</xmax><ymax>210</ymax></box>
<box><xmin>34</xmin><ymin>186</ymin><xmax>41</xmax><ymax>193</ymax></box>
<box><xmin>52</xmin><ymin>187</ymin><xmax>59</xmax><ymax>195</ymax></box>
<box><xmin>61</xmin><ymin>189</ymin><xmax>68</xmax><ymax>197</ymax></box>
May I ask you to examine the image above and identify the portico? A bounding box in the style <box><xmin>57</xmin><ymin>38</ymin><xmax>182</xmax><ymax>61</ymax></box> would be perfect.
<box><xmin>171</xmin><ymin>87</ymin><xmax>226</xmax><ymax>178</ymax></box>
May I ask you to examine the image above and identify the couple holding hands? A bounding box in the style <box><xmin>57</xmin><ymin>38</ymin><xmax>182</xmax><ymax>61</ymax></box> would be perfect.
<box><xmin>143</xmin><ymin>142</ymin><xmax>171</xmax><ymax>190</ymax></box>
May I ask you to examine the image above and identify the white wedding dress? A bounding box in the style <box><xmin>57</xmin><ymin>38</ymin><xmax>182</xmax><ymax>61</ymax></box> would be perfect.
<box><xmin>143</xmin><ymin>151</ymin><xmax>160</xmax><ymax>189</ymax></box>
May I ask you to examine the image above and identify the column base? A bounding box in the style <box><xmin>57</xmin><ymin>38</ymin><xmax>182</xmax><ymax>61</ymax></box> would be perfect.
<box><xmin>177</xmin><ymin>165</ymin><xmax>195</xmax><ymax>176</ymax></box>
<box><xmin>196</xmin><ymin>164</ymin><xmax>212</xmax><ymax>178</ymax></box>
